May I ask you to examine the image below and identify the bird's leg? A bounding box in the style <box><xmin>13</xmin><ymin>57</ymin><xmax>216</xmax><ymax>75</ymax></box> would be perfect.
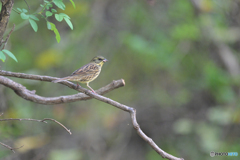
<box><xmin>86</xmin><ymin>82</ymin><xmax>96</xmax><ymax>94</ymax></box>
<box><xmin>76</xmin><ymin>82</ymin><xmax>80</xmax><ymax>89</ymax></box>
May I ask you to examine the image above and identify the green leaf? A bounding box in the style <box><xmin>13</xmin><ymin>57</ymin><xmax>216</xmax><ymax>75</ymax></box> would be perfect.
<box><xmin>22</xmin><ymin>9</ymin><xmax>28</xmax><ymax>13</ymax></box>
<box><xmin>53</xmin><ymin>0</ymin><xmax>65</xmax><ymax>10</ymax></box>
<box><xmin>29</xmin><ymin>19</ymin><xmax>38</xmax><ymax>32</ymax></box>
<box><xmin>0</xmin><ymin>51</ymin><xmax>6</xmax><ymax>62</ymax></box>
<box><xmin>64</xmin><ymin>17</ymin><xmax>73</xmax><ymax>30</ymax></box>
<box><xmin>46</xmin><ymin>3</ymin><xmax>53</xmax><ymax>10</ymax></box>
<box><xmin>40</xmin><ymin>4</ymin><xmax>44</xmax><ymax>8</ymax></box>
<box><xmin>59</xmin><ymin>13</ymin><xmax>70</xmax><ymax>19</ymax></box>
<box><xmin>2</xmin><ymin>50</ymin><xmax>18</xmax><ymax>62</ymax></box>
<box><xmin>69</xmin><ymin>0</ymin><xmax>76</xmax><ymax>8</ymax></box>
<box><xmin>44</xmin><ymin>0</ymin><xmax>50</xmax><ymax>3</ymax></box>
<box><xmin>46</xmin><ymin>11</ymin><xmax>53</xmax><ymax>17</ymax></box>
<box><xmin>40</xmin><ymin>14</ymin><xmax>45</xmax><ymax>19</ymax></box>
<box><xmin>51</xmin><ymin>9</ymin><xmax>57</xmax><ymax>13</ymax></box>
<box><xmin>49</xmin><ymin>22</ymin><xmax>61</xmax><ymax>43</ymax></box>
<box><xmin>55</xmin><ymin>14</ymin><xmax>64</xmax><ymax>22</ymax></box>
<box><xmin>29</xmin><ymin>15</ymin><xmax>39</xmax><ymax>21</ymax></box>
<box><xmin>17</xmin><ymin>8</ymin><xmax>22</xmax><ymax>12</ymax></box>
<box><xmin>47</xmin><ymin>21</ymin><xmax>52</xmax><ymax>30</ymax></box>
<box><xmin>20</xmin><ymin>13</ymin><xmax>29</xmax><ymax>19</ymax></box>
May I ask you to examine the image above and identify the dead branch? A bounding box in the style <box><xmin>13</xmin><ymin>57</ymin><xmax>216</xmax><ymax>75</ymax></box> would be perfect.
<box><xmin>1</xmin><ymin>24</ymin><xmax>15</xmax><ymax>49</ymax></box>
<box><xmin>0</xmin><ymin>70</ymin><xmax>183</xmax><ymax>160</ymax></box>
<box><xmin>41</xmin><ymin>118</ymin><xmax>72</xmax><ymax>135</ymax></box>
<box><xmin>0</xmin><ymin>142</ymin><xmax>23</xmax><ymax>153</ymax></box>
<box><xmin>0</xmin><ymin>118</ymin><xmax>47</xmax><ymax>123</ymax></box>
<box><xmin>0</xmin><ymin>115</ymin><xmax>71</xmax><ymax>135</ymax></box>
<box><xmin>0</xmin><ymin>115</ymin><xmax>72</xmax><ymax>152</ymax></box>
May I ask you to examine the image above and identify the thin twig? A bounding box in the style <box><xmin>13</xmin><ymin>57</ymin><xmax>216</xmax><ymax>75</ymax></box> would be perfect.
<box><xmin>2</xmin><ymin>24</ymin><xmax>15</xmax><ymax>50</ymax></box>
<box><xmin>0</xmin><ymin>142</ymin><xmax>24</xmax><ymax>153</ymax></box>
<box><xmin>24</xmin><ymin>0</ymin><xmax>30</xmax><ymax>10</ymax></box>
<box><xmin>0</xmin><ymin>118</ymin><xmax>47</xmax><ymax>123</ymax></box>
<box><xmin>0</xmin><ymin>117</ymin><xmax>72</xmax><ymax>135</ymax></box>
<box><xmin>41</xmin><ymin>118</ymin><xmax>72</xmax><ymax>135</ymax></box>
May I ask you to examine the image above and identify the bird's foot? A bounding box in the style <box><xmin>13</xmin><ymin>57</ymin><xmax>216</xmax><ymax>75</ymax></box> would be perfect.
<box><xmin>76</xmin><ymin>82</ymin><xmax>80</xmax><ymax>89</ymax></box>
<box><xmin>90</xmin><ymin>89</ymin><xmax>97</xmax><ymax>94</ymax></box>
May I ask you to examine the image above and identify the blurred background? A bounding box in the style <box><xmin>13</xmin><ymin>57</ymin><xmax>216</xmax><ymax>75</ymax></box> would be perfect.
<box><xmin>1</xmin><ymin>0</ymin><xmax>240</xmax><ymax>159</ymax></box>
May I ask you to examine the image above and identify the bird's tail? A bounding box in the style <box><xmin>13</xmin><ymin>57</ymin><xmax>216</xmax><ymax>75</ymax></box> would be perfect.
<box><xmin>52</xmin><ymin>77</ymin><xmax>71</xmax><ymax>83</ymax></box>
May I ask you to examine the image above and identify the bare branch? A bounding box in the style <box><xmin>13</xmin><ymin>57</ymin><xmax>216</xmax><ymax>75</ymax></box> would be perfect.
<box><xmin>0</xmin><ymin>71</ymin><xmax>125</xmax><ymax>104</ymax></box>
<box><xmin>0</xmin><ymin>142</ymin><xmax>23</xmax><ymax>153</ymax></box>
<box><xmin>23</xmin><ymin>0</ymin><xmax>30</xmax><ymax>10</ymax></box>
<box><xmin>74</xmin><ymin>85</ymin><xmax>183</xmax><ymax>160</ymax></box>
<box><xmin>0</xmin><ymin>116</ymin><xmax>71</xmax><ymax>135</ymax></box>
<box><xmin>0</xmin><ymin>70</ymin><xmax>125</xmax><ymax>95</ymax></box>
<box><xmin>0</xmin><ymin>118</ymin><xmax>47</xmax><ymax>123</ymax></box>
<box><xmin>41</xmin><ymin>118</ymin><xmax>72</xmax><ymax>135</ymax></box>
<box><xmin>2</xmin><ymin>24</ymin><xmax>15</xmax><ymax>50</ymax></box>
<box><xmin>0</xmin><ymin>70</ymin><xmax>183</xmax><ymax>160</ymax></box>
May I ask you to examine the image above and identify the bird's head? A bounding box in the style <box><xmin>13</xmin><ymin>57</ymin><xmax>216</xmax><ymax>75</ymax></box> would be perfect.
<box><xmin>91</xmin><ymin>56</ymin><xmax>108</xmax><ymax>66</ymax></box>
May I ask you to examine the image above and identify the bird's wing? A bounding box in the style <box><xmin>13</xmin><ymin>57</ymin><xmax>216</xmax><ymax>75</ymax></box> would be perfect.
<box><xmin>70</xmin><ymin>63</ymin><xmax>100</xmax><ymax>76</ymax></box>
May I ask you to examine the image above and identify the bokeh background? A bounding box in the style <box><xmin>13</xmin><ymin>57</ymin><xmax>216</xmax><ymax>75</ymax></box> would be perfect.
<box><xmin>1</xmin><ymin>0</ymin><xmax>240</xmax><ymax>160</ymax></box>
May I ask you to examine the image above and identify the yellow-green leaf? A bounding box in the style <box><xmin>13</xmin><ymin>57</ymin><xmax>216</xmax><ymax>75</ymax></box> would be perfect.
<box><xmin>49</xmin><ymin>22</ymin><xmax>61</xmax><ymax>43</ymax></box>
<box><xmin>0</xmin><ymin>51</ymin><xmax>6</xmax><ymax>62</ymax></box>
<box><xmin>69</xmin><ymin>0</ymin><xmax>76</xmax><ymax>8</ymax></box>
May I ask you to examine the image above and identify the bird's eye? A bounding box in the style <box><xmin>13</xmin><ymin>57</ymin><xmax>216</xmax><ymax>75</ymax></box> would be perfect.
<box><xmin>98</xmin><ymin>58</ymin><xmax>102</xmax><ymax>60</ymax></box>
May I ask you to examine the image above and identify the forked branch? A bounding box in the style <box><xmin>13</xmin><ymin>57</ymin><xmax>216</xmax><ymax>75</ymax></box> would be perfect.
<box><xmin>0</xmin><ymin>115</ymin><xmax>72</xmax><ymax>135</ymax></box>
<box><xmin>0</xmin><ymin>114</ymin><xmax>71</xmax><ymax>152</ymax></box>
<box><xmin>0</xmin><ymin>70</ymin><xmax>183</xmax><ymax>160</ymax></box>
<box><xmin>0</xmin><ymin>142</ymin><xmax>23</xmax><ymax>153</ymax></box>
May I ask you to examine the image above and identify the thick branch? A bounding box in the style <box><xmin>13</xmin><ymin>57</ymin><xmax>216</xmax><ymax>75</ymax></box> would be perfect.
<box><xmin>0</xmin><ymin>70</ymin><xmax>125</xmax><ymax>104</ymax></box>
<box><xmin>0</xmin><ymin>70</ymin><xmax>125</xmax><ymax>95</ymax></box>
<box><xmin>0</xmin><ymin>0</ymin><xmax>14</xmax><ymax>43</ymax></box>
<box><xmin>0</xmin><ymin>70</ymin><xmax>183</xmax><ymax>160</ymax></box>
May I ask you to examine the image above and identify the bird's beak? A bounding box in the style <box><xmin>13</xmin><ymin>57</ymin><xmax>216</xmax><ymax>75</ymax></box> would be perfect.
<box><xmin>103</xmin><ymin>59</ymin><xmax>108</xmax><ymax>62</ymax></box>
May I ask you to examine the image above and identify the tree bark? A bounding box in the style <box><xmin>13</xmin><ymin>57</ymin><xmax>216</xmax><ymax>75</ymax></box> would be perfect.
<box><xmin>0</xmin><ymin>0</ymin><xmax>14</xmax><ymax>44</ymax></box>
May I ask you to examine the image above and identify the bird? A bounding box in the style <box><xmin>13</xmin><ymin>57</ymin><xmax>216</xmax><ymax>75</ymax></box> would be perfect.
<box><xmin>52</xmin><ymin>56</ymin><xmax>108</xmax><ymax>93</ymax></box>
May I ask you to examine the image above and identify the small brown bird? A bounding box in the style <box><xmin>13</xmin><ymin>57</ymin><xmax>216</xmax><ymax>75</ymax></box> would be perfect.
<box><xmin>52</xmin><ymin>56</ymin><xmax>108</xmax><ymax>93</ymax></box>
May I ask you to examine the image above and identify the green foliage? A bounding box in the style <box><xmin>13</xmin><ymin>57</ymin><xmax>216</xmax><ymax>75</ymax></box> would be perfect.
<box><xmin>55</xmin><ymin>13</ymin><xmax>73</xmax><ymax>29</ymax></box>
<box><xmin>0</xmin><ymin>49</ymin><xmax>18</xmax><ymax>62</ymax></box>
<box><xmin>0</xmin><ymin>51</ymin><xmax>6</xmax><ymax>62</ymax></box>
<box><xmin>53</xmin><ymin>0</ymin><xmax>66</xmax><ymax>10</ymax></box>
<box><xmin>46</xmin><ymin>11</ymin><xmax>53</xmax><ymax>17</ymax></box>
<box><xmin>17</xmin><ymin>8</ymin><xmax>39</xmax><ymax>32</ymax></box>
<box><xmin>69</xmin><ymin>0</ymin><xmax>76</xmax><ymax>8</ymax></box>
<box><xmin>48</xmin><ymin>22</ymin><xmax>61</xmax><ymax>43</ymax></box>
<box><xmin>29</xmin><ymin>19</ymin><xmax>38</xmax><ymax>32</ymax></box>
<box><xmin>14</xmin><ymin>0</ymin><xmax>75</xmax><ymax>43</ymax></box>
<box><xmin>170</xmin><ymin>23</ymin><xmax>200</xmax><ymax>40</ymax></box>
<box><xmin>0</xmin><ymin>0</ymin><xmax>76</xmax><ymax>63</ymax></box>
<box><xmin>203</xmin><ymin>62</ymin><xmax>235</xmax><ymax>103</ymax></box>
